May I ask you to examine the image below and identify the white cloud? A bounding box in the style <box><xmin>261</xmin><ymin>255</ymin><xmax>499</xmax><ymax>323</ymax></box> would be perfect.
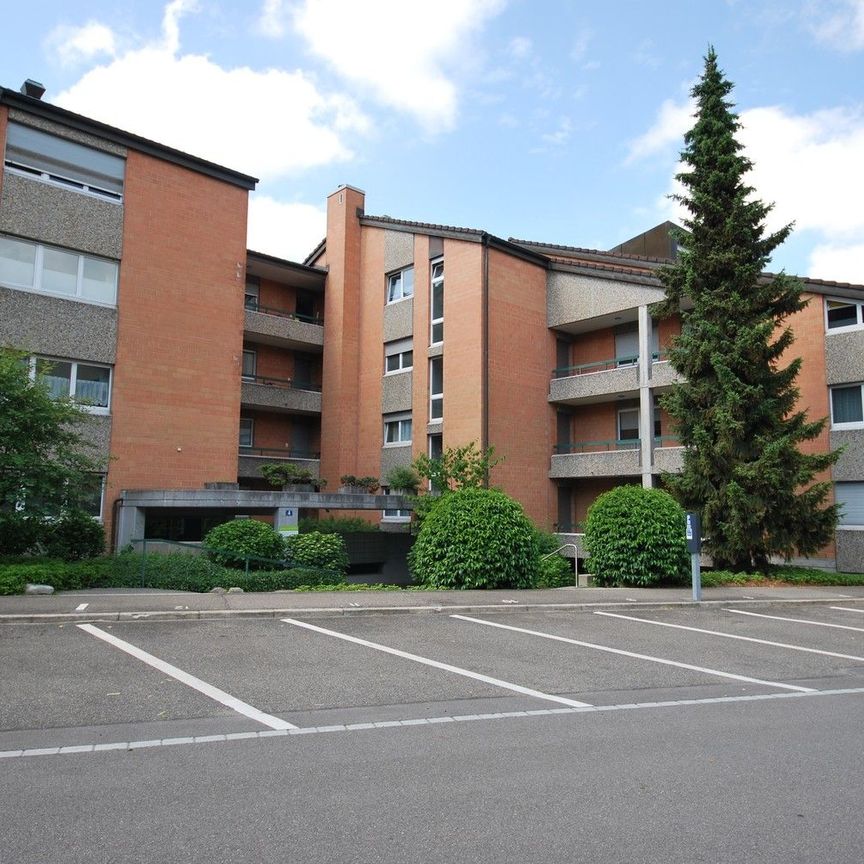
<box><xmin>247</xmin><ymin>195</ymin><xmax>326</xmax><ymax>261</ymax></box>
<box><xmin>44</xmin><ymin>22</ymin><xmax>117</xmax><ymax>67</ymax></box>
<box><xmin>624</xmin><ymin>98</ymin><xmax>693</xmax><ymax>164</ymax></box>
<box><xmin>808</xmin><ymin>242</ymin><xmax>864</xmax><ymax>282</ymax></box>
<box><xmin>806</xmin><ymin>0</ymin><xmax>864</xmax><ymax>51</ymax></box>
<box><xmin>51</xmin><ymin>3</ymin><xmax>368</xmax><ymax>179</ymax></box>
<box><xmin>508</xmin><ymin>36</ymin><xmax>533</xmax><ymax>59</ymax></box>
<box><xmin>256</xmin><ymin>0</ymin><xmax>287</xmax><ymax>38</ymax></box>
<box><xmin>290</xmin><ymin>0</ymin><xmax>507</xmax><ymax>130</ymax></box>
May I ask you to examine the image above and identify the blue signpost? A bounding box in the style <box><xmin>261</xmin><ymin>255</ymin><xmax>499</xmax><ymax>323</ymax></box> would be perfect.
<box><xmin>686</xmin><ymin>511</ymin><xmax>702</xmax><ymax>602</ymax></box>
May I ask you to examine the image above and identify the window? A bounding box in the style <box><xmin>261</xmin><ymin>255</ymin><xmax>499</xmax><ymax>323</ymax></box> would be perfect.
<box><xmin>384</xmin><ymin>412</ymin><xmax>412</xmax><ymax>445</ymax></box>
<box><xmin>242</xmin><ymin>349</ymin><xmax>257</xmax><ymax>382</ymax></box>
<box><xmin>382</xmin><ymin>508</ymin><xmax>411</xmax><ymax>521</ymax></box>
<box><xmin>836</xmin><ymin>482</ymin><xmax>864</xmax><ymax>526</ymax></box>
<box><xmin>428</xmin><ymin>433</ymin><xmax>443</xmax><ymax>491</ymax></box>
<box><xmin>244</xmin><ymin>277</ymin><xmax>260</xmax><ymax>310</ymax></box>
<box><xmin>430</xmin><ymin>259</ymin><xmax>444</xmax><ymax>344</ymax></box>
<box><xmin>826</xmin><ymin>298</ymin><xmax>864</xmax><ymax>331</ymax></box>
<box><xmin>0</xmin><ymin>234</ymin><xmax>118</xmax><ymax>305</ymax></box>
<box><xmin>618</xmin><ymin>408</ymin><xmax>640</xmax><ymax>441</ymax></box>
<box><xmin>384</xmin><ymin>338</ymin><xmax>413</xmax><ymax>374</ymax></box>
<box><xmin>239</xmin><ymin>418</ymin><xmax>254</xmax><ymax>448</ymax></box>
<box><xmin>831</xmin><ymin>384</ymin><xmax>864</xmax><ymax>428</ymax></box>
<box><xmin>430</xmin><ymin>357</ymin><xmax>443</xmax><ymax>420</ymax></box>
<box><xmin>31</xmin><ymin>356</ymin><xmax>111</xmax><ymax>413</ymax></box>
<box><xmin>386</xmin><ymin>267</ymin><xmax>414</xmax><ymax>303</ymax></box>
<box><xmin>4</xmin><ymin>122</ymin><xmax>125</xmax><ymax>201</ymax></box>
<box><xmin>81</xmin><ymin>475</ymin><xmax>106</xmax><ymax>521</ymax></box>
<box><xmin>615</xmin><ymin>323</ymin><xmax>660</xmax><ymax>366</ymax></box>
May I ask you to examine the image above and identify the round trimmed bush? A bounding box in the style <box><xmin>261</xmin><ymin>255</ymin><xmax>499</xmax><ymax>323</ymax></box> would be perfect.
<box><xmin>42</xmin><ymin>510</ymin><xmax>105</xmax><ymax>560</ymax></box>
<box><xmin>284</xmin><ymin>531</ymin><xmax>349</xmax><ymax>574</ymax></box>
<box><xmin>204</xmin><ymin>519</ymin><xmax>285</xmax><ymax>569</ymax></box>
<box><xmin>584</xmin><ymin>485</ymin><xmax>689</xmax><ymax>586</ymax></box>
<box><xmin>409</xmin><ymin>488</ymin><xmax>539</xmax><ymax>589</ymax></box>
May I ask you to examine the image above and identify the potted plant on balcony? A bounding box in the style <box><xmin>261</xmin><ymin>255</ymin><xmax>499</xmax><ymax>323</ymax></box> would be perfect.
<box><xmin>261</xmin><ymin>463</ymin><xmax>317</xmax><ymax>493</ymax></box>
<box><xmin>384</xmin><ymin>465</ymin><xmax>420</xmax><ymax>495</ymax></box>
<box><xmin>339</xmin><ymin>475</ymin><xmax>380</xmax><ymax>494</ymax></box>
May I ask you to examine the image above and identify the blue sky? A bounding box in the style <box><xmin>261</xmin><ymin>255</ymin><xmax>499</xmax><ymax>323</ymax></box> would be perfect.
<box><xmin>4</xmin><ymin>0</ymin><xmax>864</xmax><ymax>281</ymax></box>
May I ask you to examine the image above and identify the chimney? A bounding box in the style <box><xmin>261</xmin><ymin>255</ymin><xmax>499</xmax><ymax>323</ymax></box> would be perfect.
<box><xmin>20</xmin><ymin>80</ymin><xmax>46</xmax><ymax>100</ymax></box>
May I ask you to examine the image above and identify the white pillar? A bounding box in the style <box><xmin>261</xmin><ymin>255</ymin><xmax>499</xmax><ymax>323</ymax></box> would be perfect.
<box><xmin>638</xmin><ymin>305</ymin><xmax>653</xmax><ymax>488</ymax></box>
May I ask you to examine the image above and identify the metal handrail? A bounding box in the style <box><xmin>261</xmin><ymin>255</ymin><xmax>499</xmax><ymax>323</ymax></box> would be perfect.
<box><xmin>541</xmin><ymin>543</ymin><xmax>580</xmax><ymax>588</ymax></box>
<box><xmin>241</xmin><ymin>373</ymin><xmax>322</xmax><ymax>392</ymax></box>
<box><xmin>245</xmin><ymin>300</ymin><xmax>323</xmax><ymax>326</ymax></box>
<box><xmin>552</xmin><ymin>352</ymin><xmax>668</xmax><ymax>379</ymax></box>
<box><xmin>553</xmin><ymin>439</ymin><xmax>641</xmax><ymax>454</ymax></box>
<box><xmin>238</xmin><ymin>447</ymin><xmax>321</xmax><ymax>459</ymax></box>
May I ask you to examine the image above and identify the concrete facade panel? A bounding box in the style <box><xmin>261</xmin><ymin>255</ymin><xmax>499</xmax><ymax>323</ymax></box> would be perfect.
<box><xmin>383</xmin><ymin>230</ymin><xmax>414</xmax><ymax>272</ymax></box>
<box><xmin>79</xmin><ymin>414</ymin><xmax>112</xmax><ymax>462</ymax></box>
<box><xmin>380</xmin><ymin>443</ymin><xmax>413</xmax><ymax>480</ymax></box>
<box><xmin>1</xmin><ymin>172</ymin><xmax>124</xmax><ymax>259</ymax></box>
<box><xmin>241</xmin><ymin>381</ymin><xmax>322</xmax><ymax>414</ymax></box>
<box><xmin>831</xmin><ymin>431</ymin><xmax>864</xmax><ymax>480</ymax></box>
<box><xmin>382</xmin><ymin>371</ymin><xmax>412</xmax><ymax>413</ymax></box>
<box><xmin>836</xmin><ymin>529</ymin><xmax>864</xmax><ymax>573</ymax></box>
<box><xmin>8</xmin><ymin>110</ymin><xmax>127</xmax><ymax>156</ymax></box>
<box><xmin>650</xmin><ymin>360</ymin><xmax>683</xmax><ymax>388</ymax></box>
<box><xmin>0</xmin><ymin>286</ymin><xmax>117</xmax><ymax>363</ymax></box>
<box><xmin>237</xmin><ymin>455</ymin><xmax>320</xmax><ymax>480</ymax></box>
<box><xmin>550</xmin><ymin>365</ymin><xmax>639</xmax><ymax>403</ymax></box>
<box><xmin>653</xmin><ymin>445</ymin><xmax>685</xmax><ymax>474</ymax></box>
<box><xmin>382</xmin><ymin>298</ymin><xmax>413</xmax><ymax>342</ymax></box>
<box><xmin>547</xmin><ymin>271</ymin><xmax>665</xmax><ymax>327</ymax></box>
<box><xmin>550</xmin><ymin>449</ymin><xmax>641</xmax><ymax>479</ymax></box>
<box><xmin>826</xmin><ymin>330</ymin><xmax>864</xmax><ymax>385</ymax></box>
<box><xmin>244</xmin><ymin>309</ymin><xmax>324</xmax><ymax>350</ymax></box>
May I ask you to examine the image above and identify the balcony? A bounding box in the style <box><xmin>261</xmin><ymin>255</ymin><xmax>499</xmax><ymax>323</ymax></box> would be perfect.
<box><xmin>550</xmin><ymin>356</ymin><xmax>639</xmax><ymax>404</ymax></box>
<box><xmin>653</xmin><ymin>437</ymin><xmax>685</xmax><ymax>473</ymax></box>
<box><xmin>238</xmin><ymin>447</ymin><xmax>321</xmax><ymax>480</ymax></box>
<box><xmin>550</xmin><ymin>440</ymin><xmax>642</xmax><ymax>478</ymax></box>
<box><xmin>243</xmin><ymin>302</ymin><xmax>324</xmax><ymax>352</ymax></box>
<box><xmin>240</xmin><ymin>374</ymin><xmax>322</xmax><ymax>415</ymax></box>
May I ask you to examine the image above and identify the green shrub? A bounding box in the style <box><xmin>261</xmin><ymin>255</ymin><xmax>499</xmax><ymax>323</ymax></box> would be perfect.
<box><xmin>203</xmin><ymin>519</ymin><xmax>285</xmax><ymax>569</ymax></box>
<box><xmin>299</xmin><ymin>516</ymin><xmax>375</xmax><ymax>534</ymax></box>
<box><xmin>0</xmin><ymin>513</ymin><xmax>43</xmax><ymax>557</ymax></box>
<box><xmin>409</xmin><ymin>487</ymin><xmax>538</xmax><ymax>589</ymax></box>
<box><xmin>0</xmin><ymin>568</ymin><xmax>27</xmax><ymax>594</ymax></box>
<box><xmin>41</xmin><ymin>511</ymin><xmax>105</xmax><ymax>560</ymax></box>
<box><xmin>534</xmin><ymin>531</ymin><xmax>574</xmax><ymax>588</ymax></box>
<box><xmin>385</xmin><ymin>465</ymin><xmax>420</xmax><ymax>494</ymax></box>
<box><xmin>284</xmin><ymin>531</ymin><xmax>349</xmax><ymax>574</ymax></box>
<box><xmin>260</xmin><ymin>462</ymin><xmax>314</xmax><ymax>487</ymax></box>
<box><xmin>584</xmin><ymin>485</ymin><xmax>689</xmax><ymax>587</ymax></box>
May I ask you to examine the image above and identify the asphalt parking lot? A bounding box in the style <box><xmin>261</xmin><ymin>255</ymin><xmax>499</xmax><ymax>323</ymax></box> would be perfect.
<box><xmin>3</xmin><ymin>598</ymin><xmax>864</xmax><ymax>863</ymax></box>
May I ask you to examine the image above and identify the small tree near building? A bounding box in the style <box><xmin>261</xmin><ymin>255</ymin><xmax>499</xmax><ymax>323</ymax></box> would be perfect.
<box><xmin>655</xmin><ymin>48</ymin><xmax>839</xmax><ymax>572</ymax></box>
<box><xmin>0</xmin><ymin>348</ymin><xmax>104</xmax><ymax>555</ymax></box>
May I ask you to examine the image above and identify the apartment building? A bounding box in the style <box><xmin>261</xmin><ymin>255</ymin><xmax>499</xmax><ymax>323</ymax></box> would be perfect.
<box><xmin>2</xmin><ymin>82</ymin><xmax>862</xmax><ymax>571</ymax></box>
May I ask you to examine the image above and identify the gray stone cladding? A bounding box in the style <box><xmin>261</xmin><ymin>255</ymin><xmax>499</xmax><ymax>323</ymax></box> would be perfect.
<box><xmin>549</xmin><ymin>365</ymin><xmax>638</xmax><ymax>403</ymax></box>
<box><xmin>826</xmin><ymin>329</ymin><xmax>864</xmax><ymax>385</ymax></box>
<box><xmin>0</xmin><ymin>286</ymin><xmax>117</xmax><ymax>363</ymax></box>
<box><xmin>237</xmin><ymin>455</ymin><xmax>320</xmax><ymax>480</ymax></box>
<box><xmin>380</xmin><ymin>443</ymin><xmax>413</xmax><ymax>480</ymax></box>
<box><xmin>1</xmin><ymin>172</ymin><xmax>123</xmax><ymax>259</ymax></box>
<box><xmin>243</xmin><ymin>309</ymin><xmax>324</xmax><ymax>349</ymax></box>
<box><xmin>79</xmin><ymin>414</ymin><xmax>112</xmax><ymax>462</ymax></box>
<box><xmin>653</xmin><ymin>445</ymin><xmax>685</xmax><ymax>474</ymax></box>
<box><xmin>9</xmin><ymin>111</ymin><xmax>128</xmax><ymax>156</ymax></box>
<box><xmin>382</xmin><ymin>371</ymin><xmax>412</xmax><ymax>413</ymax></box>
<box><xmin>240</xmin><ymin>381</ymin><xmax>322</xmax><ymax>414</ymax></box>
<box><xmin>836</xmin><ymin>529</ymin><xmax>864</xmax><ymax>573</ymax></box>
<box><xmin>549</xmin><ymin>449</ymin><xmax>641</xmax><ymax>479</ymax></box>
<box><xmin>383</xmin><ymin>298</ymin><xmax>413</xmax><ymax>342</ymax></box>
<box><xmin>547</xmin><ymin>271</ymin><xmax>665</xmax><ymax>328</ymax></box>
<box><xmin>383</xmin><ymin>230</ymin><xmax>414</xmax><ymax>273</ymax></box>
<box><xmin>830</xmin><ymin>431</ymin><xmax>864</xmax><ymax>481</ymax></box>
<box><xmin>650</xmin><ymin>360</ymin><xmax>683</xmax><ymax>388</ymax></box>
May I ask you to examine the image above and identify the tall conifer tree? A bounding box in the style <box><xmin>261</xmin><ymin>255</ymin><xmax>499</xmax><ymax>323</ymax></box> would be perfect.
<box><xmin>655</xmin><ymin>48</ymin><xmax>839</xmax><ymax>572</ymax></box>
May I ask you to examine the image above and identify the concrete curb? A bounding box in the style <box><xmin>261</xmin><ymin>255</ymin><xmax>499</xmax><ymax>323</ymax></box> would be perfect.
<box><xmin>1</xmin><ymin>595</ymin><xmax>861</xmax><ymax>625</ymax></box>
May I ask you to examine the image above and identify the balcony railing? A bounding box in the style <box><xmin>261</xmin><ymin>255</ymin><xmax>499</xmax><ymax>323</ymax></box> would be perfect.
<box><xmin>241</xmin><ymin>373</ymin><xmax>322</xmax><ymax>392</ymax></box>
<box><xmin>238</xmin><ymin>446</ymin><xmax>320</xmax><ymax>459</ymax></box>
<box><xmin>552</xmin><ymin>353</ymin><xmax>669</xmax><ymax>379</ymax></box>
<box><xmin>554</xmin><ymin>439</ymin><xmax>641</xmax><ymax>454</ymax></box>
<box><xmin>245</xmin><ymin>299</ymin><xmax>323</xmax><ymax>326</ymax></box>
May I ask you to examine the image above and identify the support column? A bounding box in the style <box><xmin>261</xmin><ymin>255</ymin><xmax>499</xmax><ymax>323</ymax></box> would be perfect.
<box><xmin>638</xmin><ymin>304</ymin><xmax>653</xmax><ymax>488</ymax></box>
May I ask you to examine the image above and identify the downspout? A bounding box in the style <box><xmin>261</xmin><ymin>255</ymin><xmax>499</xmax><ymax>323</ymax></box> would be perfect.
<box><xmin>481</xmin><ymin>234</ymin><xmax>490</xmax><ymax>485</ymax></box>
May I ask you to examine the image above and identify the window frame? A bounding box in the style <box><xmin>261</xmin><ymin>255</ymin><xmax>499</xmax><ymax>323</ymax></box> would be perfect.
<box><xmin>239</xmin><ymin>417</ymin><xmax>254</xmax><ymax>448</ymax></box>
<box><xmin>825</xmin><ymin>297</ymin><xmax>864</xmax><ymax>333</ymax></box>
<box><xmin>30</xmin><ymin>355</ymin><xmax>112</xmax><ymax>414</ymax></box>
<box><xmin>0</xmin><ymin>234</ymin><xmax>119</xmax><ymax>306</ymax></box>
<box><xmin>384</xmin><ymin>338</ymin><xmax>413</xmax><ymax>375</ymax></box>
<box><xmin>835</xmin><ymin>481</ymin><xmax>864</xmax><ymax>527</ymax></box>
<box><xmin>386</xmin><ymin>266</ymin><xmax>414</xmax><ymax>304</ymax></box>
<box><xmin>830</xmin><ymin>383</ymin><xmax>864</xmax><ymax>430</ymax></box>
<box><xmin>430</xmin><ymin>258</ymin><xmax>444</xmax><ymax>346</ymax></box>
<box><xmin>4</xmin><ymin>121</ymin><xmax>125</xmax><ymax>203</ymax></box>
<box><xmin>429</xmin><ymin>357</ymin><xmax>443</xmax><ymax>421</ymax></box>
<box><xmin>382</xmin><ymin>508</ymin><xmax>411</xmax><ymax>522</ymax></box>
<box><xmin>244</xmin><ymin>278</ymin><xmax>260</xmax><ymax>311</ymax></box>
<box><xmin>242</xmin><ymin>349</ymin><xmax>257</xmax><ymax>382</ymax></box>
<box><xmin>383</xmin><ymin>412</ymin><xmax>413</xmax><ymax>446</ymax></box>
<box><xmin>617</xmin><ymin>407</ymin><xmax>640</xmax><ymax>441</ymax></box>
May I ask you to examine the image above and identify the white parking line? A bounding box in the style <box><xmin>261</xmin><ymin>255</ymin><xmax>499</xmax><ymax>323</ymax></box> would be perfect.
<box><xmin>281</xmin><ymin>617</ymin><xmax>591</xmax><ymax>708</ymax></box>
<box><xmin>831</xmin><ymin>606</ymin><xmax>864</xmax><ymax>615</ymax></box>
<box><xmin>726</xmin><ymin>609</ymin><xmax>864</xmax><ymax>633</ymax></box>
<box><xmin>77</xmin><ymin>624</ymin><xmax>295</xmax><ymax>730</ymax></box>
<box><xmin>75</xmin><ymin>603</ymin><xmax>88</xmax><ymax>611</ymax></box>
<box><xmin>451</xmin><ymin>615</ymin><xmax>815</xmax><ymax>693</ymax></box>
<box><xmin>594</xmin><ymin>611</ymin><xmax>864</xmax><ymax>662</ymax></box>
<box><xmin>5</xmin><ymin>686</ymin><xmax>864</xmax><ymax>761</ymax></box>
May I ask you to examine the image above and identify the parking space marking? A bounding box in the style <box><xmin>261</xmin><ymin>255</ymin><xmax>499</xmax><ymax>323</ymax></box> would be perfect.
<box><xmin>280</xmin><ymin>617</ymin><xmax>592</xmax><ymax>708</ymax></box>
<box><xmin>77</xmin><ymin>624</ymin><xmax>296</xmax><ymax>731</ymax></box>
<box><xmin>75</xmin><ymin>603</ymin><xmax>88</xmax><ymax>612</ymax></box>
<box><xmin>451</xmin><ymin>615</ymin><xmax>816</xmax><ymax>692</ymax></box>
<box><xmin>726</xmin><ymin>609</ymin><xmax>864</xmax><ymax>633</ymax></box>
<box><xmin>594</xmin><ymin>611</ymin><xmax>864</xmax><ymax>662</ymax></box>
<box><xmin>831</xmin><ymin>606</ymin><xmax>864</xmax><ymax>615</ymax></box>
<box><xmin>4</xmin><ymin>686</ymin><xmax>864</xmax><ymax>761</ymax></box>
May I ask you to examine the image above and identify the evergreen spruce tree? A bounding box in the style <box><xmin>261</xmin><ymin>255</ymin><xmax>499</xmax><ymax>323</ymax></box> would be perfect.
<box><xmin>655</xmin><ymin>48</ymin><xmax>839</xmax><ymax>573</ymax></box>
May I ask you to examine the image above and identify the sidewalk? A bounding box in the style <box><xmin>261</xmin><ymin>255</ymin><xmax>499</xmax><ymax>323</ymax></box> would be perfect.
<box><xmin>2</xmin><ymin>583</ymin><xmax>863</xmax><ymax>624</ymax></box>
